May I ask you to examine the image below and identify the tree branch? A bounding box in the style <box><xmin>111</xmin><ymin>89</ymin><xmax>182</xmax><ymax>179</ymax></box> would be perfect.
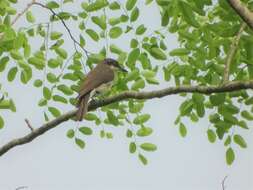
<box><xmin>227</xmin><ymin>0</ymin><xmax>253</xmax><ymax>30</ymax></box>
<box><xmin>1</xmin><ymin>80</ymin><xmax>253</xmax><ymax>156</ymax></box>
<box><xmin>223</xmin><ymin>22</ymin><xmax>246</xmax><ymax>83</ymax></box>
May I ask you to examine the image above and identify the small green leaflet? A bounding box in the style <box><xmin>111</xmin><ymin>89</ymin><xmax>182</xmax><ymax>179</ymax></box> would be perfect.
<box><xmin>233</xmin><ymin>134</ymin><xmax>247</xmax><ymax>148</ymax></box>
<box><xmin>129</xmin><ymin>142</ymin><xmax>136</xmax><ymax>153</ymax></box>
<box><xmin>67</xmin><ymin>129</ymin><xmax>75</xmax><ymax>138</ymax></box>
<box><xmin>75</xmin><ymin>138</ymin><xmax>85</xmax><ymax>149</ymax></box>
<box><xmin>226</xmin><ymin>147</ymin><xmax>235</xmax><ymax>165</ymax></box>
<box><xmin>140</xmin><ymin>143</ymin><xmax>157</xmax><ymax>152</ymax></box>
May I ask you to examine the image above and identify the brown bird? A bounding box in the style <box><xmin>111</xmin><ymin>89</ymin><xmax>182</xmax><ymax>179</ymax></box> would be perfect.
<box><xmin>76</xmin><ymin>58</ymin><xmax>127</xmax><ymax>121</ymax></box>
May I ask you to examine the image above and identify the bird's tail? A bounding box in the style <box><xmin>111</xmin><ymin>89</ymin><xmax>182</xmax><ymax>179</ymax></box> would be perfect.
<box><xmin>76</xmin><ymin>94</ymin><xmax>90</xmax><ymax>121</ymax></box>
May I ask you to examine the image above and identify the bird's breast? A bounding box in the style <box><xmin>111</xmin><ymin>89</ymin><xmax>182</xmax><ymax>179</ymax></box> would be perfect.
<box><xmin>95</xmin><ymin>81</ymin><xmax>113</xmax><ymax>93</ymax></box>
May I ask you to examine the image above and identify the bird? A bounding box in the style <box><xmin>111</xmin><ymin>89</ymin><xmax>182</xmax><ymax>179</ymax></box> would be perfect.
<box><xmin>76</xmin><ymin>58</ymin><xmax>127</xmax><ymax>121</ymax></box>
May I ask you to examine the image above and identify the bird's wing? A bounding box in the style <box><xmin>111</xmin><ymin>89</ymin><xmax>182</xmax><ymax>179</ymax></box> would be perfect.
<box><xmin>78</xmin><ymin>63</ymin><xmax>114</xmax><ymax>98</ymax></box>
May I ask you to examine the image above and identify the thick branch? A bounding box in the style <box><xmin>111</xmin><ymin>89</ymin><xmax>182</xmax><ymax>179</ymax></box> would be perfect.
<box><xmin>223</xmin><ymin>22</ymin><xmax>246</xmax><ymax>82</ymax></box>
<box><xmin>227</xmin><ymin>0</ymin><xmax>253</xmax><ymax>30</ymax></box>
<box><xmin>1</xmin><ymin>80</ymin><xmax>253</xmax><ymax>156</ymax></box>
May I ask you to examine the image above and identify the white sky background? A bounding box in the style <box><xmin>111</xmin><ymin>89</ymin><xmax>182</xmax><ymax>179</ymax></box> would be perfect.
<box><xmin>0</xmin><ymin>1</ymin><xmax>252</xmax><ymax>190</ymax></box>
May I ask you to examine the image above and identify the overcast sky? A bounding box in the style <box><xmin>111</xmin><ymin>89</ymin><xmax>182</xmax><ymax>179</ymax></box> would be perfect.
<box><xmin>0</xmin><ymin>1</ymin><xmax>252</xmax><ymax>190</ymax></box>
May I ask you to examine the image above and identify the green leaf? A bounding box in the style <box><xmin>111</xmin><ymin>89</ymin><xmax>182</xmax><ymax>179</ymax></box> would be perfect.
<box><xmin>84</xmin><ymin>113</ymin><xmax>99</xmax><ymax>121</ymax></box>
<box><xmin>135</xmin><ymin>24</ymin><xmax>147</xmax><ymax>35</ymax></box>
<box><xmin>50</xmin><ymin>31</ymin><xmax>63</xmax><ymax>40</ymax></box>
<box><xmin>33</xmin><ymin>79</ymin><xmax>43</xmax><ymax>87</ymax></box>
<box><xmin>130</xmin><ymin>7</ymin><xmax>139</xmax><ymax>22</ymax></box>
<box><xmin>140</xmin><ymin>143</ymin><xmax>157</xmax><ymax>152</ymax></box>
<box><xmin>75</xmin><ymin>138</ymin><xmax>85</xmax><ymax>149</ymax></box>
<box><xmin>233</xmin><ymin>134</ymin><xmax>247</xmax><ymax>148</ymax></box>
<box><xmin>161</xmin><ymin>9</ymin><xmax>169</xmax><ymax>26</ymax></box>
<box><xmin>133</xmin><ymin>114</ymin><xmax>150</xmax><ymax>125</ymax></box>
<box><xmin>86</xmin><ymin>29</ymin><xmax>99</xmax><ymax>41</ymax></box>
<box><xmin>10</xmin><ymin>50</ymin><xmax>23</xmax><ymax>60</ymax></box>
<box><xmin>0</xmin><ymin>115</ymin><xmax>4</xmax><ymax>129</ymax></box>
<box><xmin>46</xmin><ymin>1</ymin><xmax>60</xmax><ymax>9</ymax></box>
<box><xmin>109</xmin><ymin>27</ymin><xmax>122</xmax><ymax>38</ymax></box>
<box><xmin>130</xmin><ymin>39</ymin><xmax>138</xmax><ymax>48</ymax></box>
<box><xmin>156</xmin><ymin>0</ymin><xmax>170</xmax><ymax>6</ymax></box>
<box><xmin>52</xmin><ymin>95</ymin><xmax>68</xmax><ymax>104</ymax></box>
<box><xmin>28</xmin><ymin>57</ymin><xmax>45</xmax><ymax>70</ymax></box>
<box><xmin>79</xmin><ymin>127</ymin><xmax>93</xmax><ymax>135</ymax></box>
<box><xmin>137</xmin><ymin>127</ymin><xmax>153</xmax><ymax>137</ymax></box>
<box><xmin>107</xmin><ymin>110</ymin><xmax>119</xmax><ymax>126</ymax></box>
<box><xmin>241</xmin><ymin>110</ymin><xmax>253</xmax><ymax>120</ymax></box>
<box><xmin>129</xmin><ymin>142</ymin><xmax>137</xmax><ymax>153</ymax></box>
<box><xmin>131</xmin><ymin>79</ymin><xmax>145</xmax><ymax>90</ymax></box>
<box><xmin>129</xmin><ymin>101</ymin><xmax>144</xmax><ymax>113</ymax></box>
<box><xmin>91</xmin><ymin>16</ymin><xmax>106</xmax><ymax>30</ymax></box>
<box><xmin>48</xmin><ymin>58</ymin><xmax>61</xmax><ymax>68</ymax></box>
<box><xmin>0</xmin><ymin>57</ymin><xmax>9</xmax><ymax>72</ymax></box>
<box><xmin>57</xmin><ymin>84</ymin><xmax>74</xmax><ymax>95</ymax></box>
<box><xmin>26</xmin><ymin>11</ymin><xmax>35</xmax><ymax>23</ymax></box>
<box><xmin>224</xmin><ymin>136</ymin><xmax>231</xmax><ymax>146</ymax></box>
<box><xmin>20</xmin><ymin>69</ymin><xmax>32</xmax><ymax>84</ymax></box>
<box><xmin>179</xmin><ymin>123</ymin><xmax>187</xmax><ymax>137</ymax></box>
<box><xmin>48</xmin><ymin>107</ymin><xmax>61</xmax><ymax>117</ymax></box>
<box><xmin>226</xmin><ymin>147</ymin><xmax>235</xmax><ymax>165</ymax></box>
<box><xmin>110</xmin><ymin>44</ymin><xmax>123</xmax><ymax>54</ymax></box>
<box><xmin>106</xmin><ymin>132</ymin><xmax>113</xmax><ymax>139</ymax></box>
<box><xmin>127</xmin><ymin>48</ymin><xmax>140</xmax><ymax>67</ymax></box>
<box><xmin>67</xmin><ymin>129</ymin><xmax>75</xmax><ymax>138</ymax></box>
<box><xmin>47</xmin><ymin>73</ymin><xmax>58</xmax><ymax>83</ymax></box>
<box><xmin>55</xmin><ymin>48</ymin><xmax>67</xmax><ymax>59</ymax></box>
<box><xmin>38</xmin><ymin>98</ymin><xmax>47</xmax><ymax>107</ymax></box>
<box><xmin>85</xmin><ymin>0</ymin><xmax>109</xmax><ymax>12</ymax></box>
<box><xmin>178</xmin><ymin>1</ymin><xmax>199</xmax><ymax>27</ymax></box>
<box><xmin>126</xmin><ymin>129</ymin><xmax>133</xmax><ymax>137</ymax></box>
<box><xmin>126</xmin><ymin>0</ymin><xmax>137</xmax><ymax>10</ymax></box>
<box><xmin>180</xmin><ymin>100</ymin><xmax>193</xmax><ymax>116</ymax></box>
<box><xmin>109</xmin><ymin>1</ymin><xmax>120</xmax><ymax>10</ymax></box>
<box><xmin>24</xmin><ymin>44</ymin><xmax>31</xmax><ymax>58</ymax></box>
<box><xmin>7</xmin><ymin>67</ymin><xmax>18</xmax><ymax>82</ymax></box>
<box><xmin>109</xmin><ymin>17</ymin><xmax>121</xmax><ymax>26</ymax></box>
<box><xmin>149</xmin><ymin>47</ymin><xmax>167</xmax><ymax>60</ymax></box>
<box><xmin>209</xmin><ymin>93</ymin><xmax>226</xmax><ymax>106</ymax></box>
<box><xmin>145</xmin><ymin>0</ymin><xmax>153</xmax><ymax>5</ymax></box>
<box><xmin>43</xmin><ymin>87</ymin><xmax>51</xmax><ymax>100</ymax></box>
<box><xmin>138</xmin><ymin>154</ymin><xmax>148</xmax><ymax>165</ymax></box>
<box><xmin>207</xmin><ymin>129</ymin><xmax>216</xmax><ymax>143</ymax></box>
<box><xmin>120</xmin><ymin>15</ymin><xmax>129</xmax><ymax>22</ymax></box>
<box><xmin>170</xmin><ymin>48</ymin><xmax>190</xmax><ymax>56</ymax></box>
<box><xmin>100</xmin><ymin>130</ymin><xmax>105</xmax><ymax>138</ymax></box>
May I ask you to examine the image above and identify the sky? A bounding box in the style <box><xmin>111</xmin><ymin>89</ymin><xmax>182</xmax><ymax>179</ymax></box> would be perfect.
<box><xmin>0</xmin><ymin>1</ymin><xmax>252</xmax><ymax>190</ymax></box>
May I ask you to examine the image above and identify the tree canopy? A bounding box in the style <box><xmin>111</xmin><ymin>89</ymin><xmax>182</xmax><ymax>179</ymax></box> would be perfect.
<box><xmin>0</xmin><ymin>0</ymin><xmax>253</xmax><ymax>166</ymax></box>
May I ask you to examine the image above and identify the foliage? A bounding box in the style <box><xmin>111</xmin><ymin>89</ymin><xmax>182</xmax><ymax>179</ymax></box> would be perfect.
<box><xmin>0</xmin><ymin>0</ymin><xmax>253</xmax><ymax>165</ymax></box>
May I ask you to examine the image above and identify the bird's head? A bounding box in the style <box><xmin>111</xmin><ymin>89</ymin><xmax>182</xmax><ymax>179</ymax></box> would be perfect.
<box><xmin>103</xmin><ymin>58</ymin><xmax>128</xmax><ymax>73</ymax></box>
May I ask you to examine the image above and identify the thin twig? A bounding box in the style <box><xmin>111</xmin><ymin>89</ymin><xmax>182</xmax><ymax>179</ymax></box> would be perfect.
<box><xmin>1</xmin><ymin>80</ymin><xmax>253</xmax><ymax>156</ymax></box>
<box><xmin>24</xmin><ymin>118</ymin><xmax>34</xmax><ymax>132</ymax></box>
<box><xmin>15</xmin><ymin>186</ymin><xmax>28</xmax><ymax>190</ymax></box>
<box><xmin>222</xmin><ymin>176</ymin><xmax>228</xmax><ymax>190</ymax></box>
<box><xmin>223</xmin><ymin>22</ymin><xmax>246</xmax><ymax>83</ymax></box>
<box><xmin>33</xmin><ymin>2</ymin><xmax>90</xmax><ymax>58</ymax></box>
<box><xmin>11</xmin><ymin>0</ymin><xmax>36</xmax><ymax>26</ymax></box>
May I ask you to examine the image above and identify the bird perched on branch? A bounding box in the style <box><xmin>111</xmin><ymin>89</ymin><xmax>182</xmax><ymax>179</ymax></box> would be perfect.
<box><xmin>76</xmin><ymin>58</ymin><xmax>127</xmax><ymax>121</ymax></box>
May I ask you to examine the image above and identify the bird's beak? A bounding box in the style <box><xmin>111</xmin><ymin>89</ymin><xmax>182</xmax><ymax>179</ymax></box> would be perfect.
<box><xmin>118</xmin><ymin>65</ymin><xmax>128</xmax><ymax>73</ymax></box>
